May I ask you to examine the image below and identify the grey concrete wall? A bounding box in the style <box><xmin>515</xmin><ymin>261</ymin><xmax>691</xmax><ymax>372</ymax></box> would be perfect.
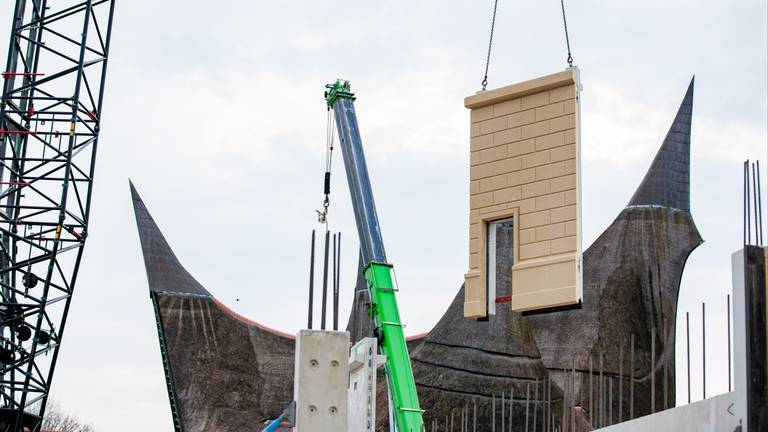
<box><xmin>596</xmin><ymin>393</ymin><xmax>738</xmax><ymax>432</ymax></box>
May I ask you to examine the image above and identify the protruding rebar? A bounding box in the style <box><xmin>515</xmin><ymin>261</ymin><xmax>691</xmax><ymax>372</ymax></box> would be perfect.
<box><xmin>686</xmin><ymin>312</ymin><xmax>691</xmax><ymax>404</ymax></box>
<box><xmin>320</xmin><ymin>230</ymin><xmax>330</xmax><ymax>330</ymax></box>
<box><xmin>757</xmin><ymin>160</ymin><xmax>764</xmax><ymax>245</ymax></box>
<box><xmin>332</xmin><ymin>233</ymin><xmax>337</xmax><ymax>330</ymax></box>
<box><xmin>546</xmin><ymin>376</ymin><xmax>551</xmax><ymax>432</ymax></box>
<box><xmin>753</xmin><ymin>162</ymin><xmax>759</xmax><ymax>245</ymax></box>
<box><xmin>608</xmin><ymin>377</ymin><xmax>613</xmax><ymax>425</ymax></box>
<box><xmin>702</xmin><ymin>302</ymin><xmax>706</xmax><ymax>399</ymax></box>
<box><xmin>308</xmin><ymin>230</ymin><xmax>316</xmax><ymax>329</ymax></box>
<box><xmin>746</xmin><ymin>161</ymin><xmax>751</xmax><ymax>245</ymax></box>
<box><xmin>335</xmin><ymin>232</ymin><xmax>341</xmax><ymax>329</ymax></box>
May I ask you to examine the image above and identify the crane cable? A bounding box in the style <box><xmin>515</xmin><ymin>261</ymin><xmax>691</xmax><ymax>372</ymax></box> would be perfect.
<box><xmin>317</xmin><ymin>107</ymin><xmax>335</xmax><ymax>225</ymax></box>
<box><xmin>480</xmin><ymin>0</ymin><xmax>499</xmax><ymax>91</ymax></box>
<box><xmin>560</xmin><ymin>0</ymin><xmax>575</xmax><ymax>67</ymax></box>
<box><xmin>481</xmin><ymin>0</ymin><xmax>576</xmax><ymax>90</ymax></box>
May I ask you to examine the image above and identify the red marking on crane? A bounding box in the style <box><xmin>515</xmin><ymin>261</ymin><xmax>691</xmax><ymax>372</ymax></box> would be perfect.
<box><xmin>1</xmin><ymin>71</ymin><xmax>44</xmax><ymax>79</ymax></box>
<box><xmin>0</xmin><ymin>182</ymin><xmax>30</xmax><ymax>186</ymax></box>
<box><xmin>0</xmin><ymin>129</ymin><xmax>36</xmax><ymax>135</ymax></box>
<box><xmin>495</xmin><ymin>296</ymin><xmax>512</xmax><ymax>304</ymax></box>
<box><xmin>85</xmin><ymin>110</ymin><xmax>97</xmax><ymax>120</ymax></box>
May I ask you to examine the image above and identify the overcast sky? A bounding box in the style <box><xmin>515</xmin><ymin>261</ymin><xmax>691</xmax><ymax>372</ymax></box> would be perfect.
<box><xmin>3</xmin><ymin>1</ymin><xmax>766</xmax><ymax>430</ymax></box>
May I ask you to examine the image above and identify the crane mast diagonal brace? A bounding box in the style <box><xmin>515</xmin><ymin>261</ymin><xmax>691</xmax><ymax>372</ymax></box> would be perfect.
<box><xmin>326</xmin><ymin>80</ymin><xmax>424</xmax><ymax>432</ymax></box>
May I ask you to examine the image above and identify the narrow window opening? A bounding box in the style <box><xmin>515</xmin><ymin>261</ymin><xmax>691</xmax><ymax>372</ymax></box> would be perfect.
<box><xmin>487</xmin><ymin>217</ymin><xmax>515</xmax><ymax>315</ymax></box>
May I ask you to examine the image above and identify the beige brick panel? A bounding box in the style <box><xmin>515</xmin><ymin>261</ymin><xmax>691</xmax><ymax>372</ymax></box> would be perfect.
<box><xmin>494</xmin><ymin>128</ymin><xmax>522</xmax><ymax>146</ymax></box>
<box><xmin>551</xmin><ymin>144</ymin><xmax>576</xmax><ymax>163</ymax></box>
<box><xmin>551</xmin><ymin>235</ymin><xmax>577</xmax><ymax>254</ymax></box>
<box><xmin>565</xmin><ymin>220</ymin><xmax>577</xmax><ymax>236</ymax></box>
<box><xmin>520</xmin><ymin>228</ymin><xmax>536</xmax><ymax>244</ymax></box>
<box><xmin>470</xmin><ymin>180</ymin><xmax>480</xmax><ymax>194</ymax></box>
<box><xmin>479</xmin><ymin>174</ymin><xmax>507</xmax><ymax>193</ymax></box>
<box><xmin>469</xmin><ymin>238</ymin><xmax>479</xmax><ymax>254</ymax></box>
<box><xmin>508</xmin><ymin>110</ymin><xmax>536</xmax><ymax>128</ymax></box>
<box><xmin>470</xmin><ymin>223</ymin><xmax>480</xmax><ymax>240</ymax></box>
<box><xmin>493</xmin><ymin>187</ymin><xmax>521</xmax><ymax>204</ymax></box>
<box><xmin>470</xmin><ymin>152</ymin><xmax>480</xmax><ymax>166</ymax></box>
<box><xmin>535</xmin><ymin>102</ymin><xmax>565</xmax><ymax>122</ymax></box>
<box><xmin>480</xmin><ymin>116</ymin><xmax>508</xmax><ymax>135</ymax></box>
<box><xmin>522</xmin><ymin>150</ymin><xmax>551</xmax><ymax>169</ymax></box>
<box><xmin>517</xmin><ymin>198</ymin><xmax>536</xmax><ymax>214</ymax></box>
<box><xmin>564</xmin><ymin>159</ymin><xmax>576</xmax><ymax>174</ymax></box>
<box><xmin>564</xmin><ymin>99</ymin><xmax>576</xmax><ymax>115</ymax></box>
<box><xmin>470</xmin><ymin>163</ymin><xmax>493</xmax><ymax>180</ymax></box>
<box><xmin>535</xmin><ymin>192</ymin><xmax>566</xmax><ymax>211</ymax></box>
<box><xmin>535</xmin><ymin>161</ymin><xmax>566</xmax><ymax>180</ymax></box>
<box><xmin>551</xmin><ymin>205</ymin><xmax>577</xmax><ymax>223</ymax></box>
<box><xmin>522</xmin><ymin>179</ymin><xmax>551</xmax><ymax>199</ymax></box>
<box><xmin>471</xmin><ymin>134</ymin><xmax>494</xmax><ymax>152</ymax></box>
<box><xmin>520</xmin><ymin>209</ymin><xmax>550</xmax><ymax>229</ymax></box>
<box><xmin>493</xmin><ymin>157</ymin><xmax>522</xmax><ymax>175</ymax></box>
<box><xmin>551</xmin><ymin>174</ymin><xmax>577</xmax><ymax>192</ymax></box>
<box><xmin>520</xmin><ymin>240</ymin><xmax>551</xmax><ymax>260</ymax></box>
<box><xmin>470</xmin><ymin>192</ymin><xmax>493</xmax><ymax>208</ymax></box>
<box><xmin>508</xmin><ymin>168</ymin><xmax>536</xmax><ymax>186</ymax></box>
<box><xmin>565</xmin><ymin>128</ymin><xmax>576</xmax><ymax>144</ymax></box>
<box><xmin>521</xmin><ymin>92</ymin><xmax>550</xmax><ymax>110</ymax></box>
<box><xmin>480</xmin><ymin>145</ymin><xmax>508</xmax><ymax>164</ymax></box>
<box><xmin>536</xmin><ymin>222</ymin><xmax>565</xmax><ymax>241</ymax></box>
<box><xmin>550</xmin><ymin>114</ymin><xmax>576</xmax><ymax>133</ymax></box>
<box><xmin>494</xmin><ymin>98</ymin><xmax>521</xmax><ymax>117</ymax></box>
<box><xmin>565</xmin><ymin>189</ymin><xmax>577</xmax><ymax>205</ymax></box>
<box><xmin>479</xmin><ymin>203</ymin><xmax>508</xmax><ymax>215</ymax></box>
<box><xmin>521</xmin><ymin>120</ymin><xmax>551</xmax><ymax>140</ymax></box>
<box><xmin>549</xmin><ymin>84</ymin><xmax>575</xmax><ymax>102</ymax></box>
<box><xmin>471</xmin><ymin>105</ymin><xmax>494</xmax><ymax>123</ymax></box>
<box><xmin>508</xmin><ymin>138</ymin><xmax>535</xmax><ymax>157</ymax></box>
<box><xmin>535</xmin><ymin>131</ymin><xmax>565</xmax><ymax>151</ymax></box>
<box><xmin>471</xmin><ymin>123</ymin><xmax>480</xmax><ymax>137</ymax></box>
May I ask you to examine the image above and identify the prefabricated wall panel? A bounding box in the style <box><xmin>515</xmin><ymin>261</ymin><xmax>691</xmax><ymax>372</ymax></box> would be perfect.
<box><xmin>464</xmin><ymin>68</ymin><xmax>583</xmax><ymax>316</ymax></box>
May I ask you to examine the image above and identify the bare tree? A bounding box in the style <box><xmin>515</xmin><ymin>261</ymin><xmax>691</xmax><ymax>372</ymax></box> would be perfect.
<box><xmin>40</xmin><ymin>400</ymin><xmax>95</xmax><ymax>432</ymax></box>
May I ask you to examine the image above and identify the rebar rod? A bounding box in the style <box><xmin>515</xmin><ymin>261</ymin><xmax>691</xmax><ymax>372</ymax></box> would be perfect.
<box><xmin>757</xmin><ymin>160</ymin><xmax>764</xmax><ymax>245</ymax></box>
<box><xmin>332</xmin><ymin>233</ymin><xmax>337</xmax><ymax>330</ymax></box>
<box><xmin>501</xmin><ymin>391</ymin><xmax>505</xmax><ymax>432</ymax></box>
<box><xmin>533</xmin><ymin>379</ymin><xmax>539</xmax><ymax>432</ymax></box>
<box><xmin>308</xmin><ymin>230</ymin><xmax>315</xmax><ymax>329</ymax></box>
<box><xmin>753</xmin><ymin>163</ymin><xmax>759</xmax><ymax>245</ymax></box>
<box><xmin>320</xmin><ymin>230</ymin><xmax>330</xmax><ymax>329</ymax></box>
<box><xmin>525</xmin><ymin>384</ymin><xmax>530</xmax><ymax>432</ymax></box>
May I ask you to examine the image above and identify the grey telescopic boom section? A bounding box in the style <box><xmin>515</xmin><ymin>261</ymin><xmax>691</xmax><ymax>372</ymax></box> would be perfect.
<box><xmin>331</xmin><ymin>96</ymin><xmax>387</xmax><ymax>265</ymax></box>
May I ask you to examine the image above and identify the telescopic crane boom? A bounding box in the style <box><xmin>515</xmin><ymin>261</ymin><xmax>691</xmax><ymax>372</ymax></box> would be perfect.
<box><xmin>325</xmin><ymin>80</ymin><xmax>424</xmax><ymax>432</ymax></box>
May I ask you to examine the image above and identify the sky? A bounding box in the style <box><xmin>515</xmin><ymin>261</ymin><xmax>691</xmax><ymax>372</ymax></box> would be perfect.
<box><xmin>2</xmin><ymin>1</ymin><xmax>767</xmax><ymax>430</ymax></box>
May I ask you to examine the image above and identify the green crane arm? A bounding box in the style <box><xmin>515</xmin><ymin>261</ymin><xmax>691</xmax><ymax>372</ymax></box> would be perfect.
<box><xmin>325</xmin><ymin>80</ymin><xmax>424</xmax><ymax>432</ymax></box>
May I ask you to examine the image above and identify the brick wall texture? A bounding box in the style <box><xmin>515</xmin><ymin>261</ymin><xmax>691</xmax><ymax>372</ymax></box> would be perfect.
<box><xmin>464</xmin><ymin>69</ymin><xmax>583</xmax><ymax>317</ymax></box>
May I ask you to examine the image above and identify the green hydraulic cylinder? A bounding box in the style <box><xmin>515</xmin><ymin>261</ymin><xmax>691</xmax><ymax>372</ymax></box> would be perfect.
<box><xmin>326</xmin><ymin>80</ymin><xmax>424</xmax><ymax>432</ymax></box>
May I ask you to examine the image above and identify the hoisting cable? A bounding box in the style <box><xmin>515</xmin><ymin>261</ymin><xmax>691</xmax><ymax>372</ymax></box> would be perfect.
<box><xmin>560</xmin><ymin>0</ymin><xmax>574</xmax><ymax>67</ymax></box>
<box><xmin>317</xmin><ymin>107</ymin><xmax>335</xmax><ymax>225</ymax></box>
<box><xmin>481</xmin><ymin>0</ymin><xmax>500</xmax><ymax>91</ymax></box>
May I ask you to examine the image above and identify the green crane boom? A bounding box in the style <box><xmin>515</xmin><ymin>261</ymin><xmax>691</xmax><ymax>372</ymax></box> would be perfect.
<box><xmin>325</xmin><ymin>80</ymin><xmax>424</xmax><ymax>432</ymax></box>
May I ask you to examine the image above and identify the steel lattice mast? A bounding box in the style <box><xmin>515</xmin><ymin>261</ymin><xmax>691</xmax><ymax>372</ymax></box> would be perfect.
<box><xmin>0</xmin><ymin>1</ymin><xmax>115</xmax><ymax>429</ymax></box>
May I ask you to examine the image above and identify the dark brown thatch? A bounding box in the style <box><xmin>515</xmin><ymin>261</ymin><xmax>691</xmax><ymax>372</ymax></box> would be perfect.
<box><xmin>132</xmin><ymin>184</ymin><xmax>293</xmax><ymax>431</ymax></box>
